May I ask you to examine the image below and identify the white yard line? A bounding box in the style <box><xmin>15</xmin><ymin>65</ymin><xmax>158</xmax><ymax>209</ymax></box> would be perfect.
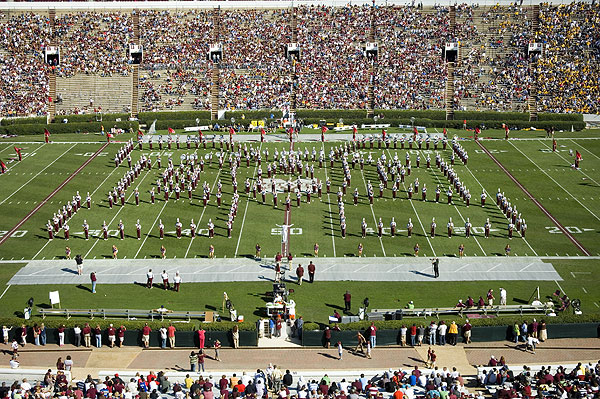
<box><xmin>0</xmin><ymin>144</ymin><xmax>76</xmax><ymax>206</ymax></box>
<box><xmin>382</xmin><ymin>147</ymin><xmax>435</xmax><ymax>256</ymax></box>
<box><xmin>554</xmin><ymin>279</ymin><xmax>567</xmax><ymax>296</ymax></box>
<box><xmin>538</xmin><ymin>139</ymin><xmax>600</xmax><ymax>186</ymax></box>
<box><xmin>83</xmin><ymin>167</ymin><xmax>153</xmax><ymax>259</ymax></box>
<box><xmin>358</xmin><ymin>167</ymin><xmax>387</xmax><ymax>256</ymax></box>
<box><xmin>32</xmin><ymin>150</ymin><xmax>131</xmax><ymax>260</ymax></box>
<box><xmin>453</xmin><ymin>141</ymin><xmax>538</xmax><ymax>256</ymax></box>
<box><xmin>418</xmin><ymin>149</ymin><xmax>487</xmax><ymax>256</ymax></box>
<box><xmin>569</xmin><ymin>139</ymin><xmax>600</xmax><ymax>161</ymax></box>
<box><xmin>3</xmin><ymin>143</ymin><xmax>48</xmax><ymax>172</ymax></box>
<box><xmin>321</xmin><ymin>142</ymin><xmax>337</xmax><ymax>257</ymax></box>
<box><xmin>508</xmin><ymin>140</ymin><xmax>600</xmax><ymax>222</ymax></box>
<box><xmin>0</xmin><ymin>284</ymin><xmax>11</xmax><ymax>301</ymax></box>
<box><xmin>134</xmin><ymin>201</ymin><xmax>168</xmax><ymax>259</ymax></box>
<box><xmin>234</xmin><ymin>143</ymin><xmax>262</xmax><ymax>258</ymax></box>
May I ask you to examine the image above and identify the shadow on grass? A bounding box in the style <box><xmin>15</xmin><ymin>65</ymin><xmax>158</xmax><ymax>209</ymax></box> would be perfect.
<box><xmin>76</xmin><ymin>284</ymin><xmax>92</xmax><ymax>293</ymax></box>
<box><xmin>325</xmin><ymin>303</ymin><xmax>344</xmax><ymax>311</ymax></box>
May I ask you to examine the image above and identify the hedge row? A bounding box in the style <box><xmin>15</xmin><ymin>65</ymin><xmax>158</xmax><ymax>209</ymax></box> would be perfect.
<box><xmin>0</xmin><ymin>121</ymin><xmax>139</xmax><ymax>135</ymax></box>
<box><xmin>0</xmin><ymin>316</ymin><xmax>257</xmax><ymax>332</ymax></box>
<box><xmin>303</xmin><ymin>312</ymin><xmax>600</xmax><ymax>332</ymax></box>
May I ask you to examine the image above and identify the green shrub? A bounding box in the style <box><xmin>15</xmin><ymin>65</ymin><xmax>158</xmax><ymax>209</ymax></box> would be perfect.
<box><xmin>225</xmin><ymin>110</ymin><xmax>282</xmax><ymax>120</ymax></box>
<box><xmin>0</xmin><ymin>116</ymin><xmax>47</xmax><ymax>126</ymax></box>
<box><xmin>0</xmin><ymin>121</ymin><xmax>139</xmax><ymax>136</ymax></box>
<box><xmin>538</xmin><ymin>113</ymin><xmax>583</xmax><ymax>122</ymax></box>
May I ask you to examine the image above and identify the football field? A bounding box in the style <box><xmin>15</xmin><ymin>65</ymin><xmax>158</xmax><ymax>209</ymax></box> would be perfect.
<box><xmin>0</xmin><ymin>129</ymin><xmax>600</xmax><ymax>321</ymax></box>
<box><xmin>0</xmin><ymin>131</ymin><xmax>599</xmax><ymax>262</ymax></box>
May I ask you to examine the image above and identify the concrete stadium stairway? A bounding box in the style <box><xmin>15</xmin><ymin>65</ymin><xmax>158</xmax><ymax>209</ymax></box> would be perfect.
<box><xmin>56</xmin><ymin>74</ymin><xmax>132</xmax><ymax>115</ymax></box>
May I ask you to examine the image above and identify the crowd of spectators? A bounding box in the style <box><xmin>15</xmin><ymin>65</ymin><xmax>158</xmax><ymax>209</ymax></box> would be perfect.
<box><xmin>0</xmin><ymin>3</ymin><xmax>598</xmax><ymax>117</ymax></box>
<box><xmin>479</xmin><ymin>361</ymin><xmax>600</xmax><ymax>399</ymax></box>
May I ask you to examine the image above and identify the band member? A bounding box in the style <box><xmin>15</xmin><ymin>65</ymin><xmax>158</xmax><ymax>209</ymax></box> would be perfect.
<box><xmin>377</xmin><ymin>218</ymin><xmax>384</xmax><ymax>237</ymax></box>
<box><xmin>102</xmin><ymin>221</ymin><xmax>108</xmax><ymax>240</ymax></box>
<box><xmin>422</xmin><ymin>184</ymin><xmax>427</xmax><ymax>201</ymax></box>
<box><xmin>414</xmin><ymin>243</ymin><xmax>419</xmax><ymax>256</ymax></box>
<box><xmin>44</xmin><ymin>128</ymin><xmax>50</xmax><ymax>143</ymax></box>
<box><xmin>135</xmin><ymin>219</ymin><xmax>142</xmax><ymax>240</ymax></box>
<box><xmin>83</xmin><ymin>220</ymin><xmax>89</xmax><ymax>240</ymax></box>
<box><xmin>407</xmin><ymin>218</ymin><xmax>413</xmax><ymax>237</ymax></box>
<box><xmin>135</xmin><ymin>189</ymin><xmax>140</xmax><ymax>206</ymax></box>
<box><xmin>118</xmin><ymin>220</ymin><xmax>124</xmax><ymax>240</ymax></box>
<box><xmin>340</xmin><ymin>221</ymin><xmax>347</xmax><ymax>238</ymax></box>
<box><xmin>508</xmin><ymin>222</ymin><xmax>514</xmax><ymax>239</ymax></box>
<box><xmin>361</xmin><ymin>218</ymin><xmax>367</xmax><ymax>238</ymax></box>
<box><xmin>447</xmin><ymin>187</ymin><xmax>453</xmax><ymax>204</ymax></box>
<box><xmin>521</xmin><ymin>219</ymin><xmax>527</xmax><ymax>237</ymax></box>
<box><xmin>465</xmin><ymin>218</ymin><xmax>472</xmax><ymax>238</ymax></box>
<box><xmin>188</xmin><ymin>219</ymin><xmax>195</xmax><ymax>238</ymax></box>
<box><xmin>430</xmin><ymin>217</ymin><xmax>436</xmax><ymax>238</ymax></box>
<box><xmin>447</xmin><ymin>218</ymin><xmax>454</xmax><ymax>238</ymax></box>
<box><xmin>159</xmin><ymin>219</ymin><xmax>164</xmax><ymax>239</ymax></box>
<box><xmin>208</xmin><ymin>219</ymin><xmax>215</xmax><ymax>238</ymax></box>
<box><xmin>176</xmin><ymin>218</ymin><xmax>183</xmax><ymax>239</ymax></box>
<box><xmin>227</xmin><ymin>220</ymin><xmax>232</xmax><ymax>238</ymax></box>
<box><xmin>47</xmin><ymin>221</ymin><xmax>54</xmax><ymax>240</ymax></box>
<box><xmin>390</xmin><ymin>217</ymin><xmax>397</xmax><ymax>237</ymax></box>
<box><xmin>481</xmin><ymin>190</ymin><xmax>486</xmax><ymax>207</ymax></box>
<box><xmin>108</xmin><ymin>193</ymin><xmax>113</xmax><ymax>209</ymax></box>
<box><xmin>484</xmin><ymin>218</ymin><xmax>491</xmax><ymax>238</ymax></box>
<box><xmin>64</xmin><ymin>223</ymin><xmax>70</xmax><ymax>240</ymax></box>
<box><xmin>86</xmin><ymin>192</ymin><xmax>92</xmax><ymax>209</ymax></box>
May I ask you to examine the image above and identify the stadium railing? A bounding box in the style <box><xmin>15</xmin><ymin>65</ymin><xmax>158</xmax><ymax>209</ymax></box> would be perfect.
<box><xmin>38</xmin><ymin>308</ymin><xmax>218</xmax><ymax>322</ymax></box>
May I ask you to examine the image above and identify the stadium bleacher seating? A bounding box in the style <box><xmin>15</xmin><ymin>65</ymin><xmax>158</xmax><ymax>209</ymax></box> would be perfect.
<box><xmin>0</xmin><ymin>3</ymin><xmax>598</xmax><ymax>117</ymax></box>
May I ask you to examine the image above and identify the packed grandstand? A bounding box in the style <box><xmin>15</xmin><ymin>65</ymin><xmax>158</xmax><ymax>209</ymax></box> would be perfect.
<box><xmin>0</xmin><ymin>2</ymin><xmax>598</xmax><ymax>118</ymax></box>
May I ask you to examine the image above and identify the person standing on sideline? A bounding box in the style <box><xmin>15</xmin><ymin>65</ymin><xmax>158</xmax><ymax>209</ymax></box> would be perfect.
<box><xmin>368</xmin><ymin>322</ymin><xmax>377</xmax><ymax>348</ymax></box>
<box><xmin>432</xmin><ymin>258</ymin><xmax>439</xmax><ymax>278</ymax></box>
<box><xmin>296</xmin><ymin>264</ymin><xmax>304</xmax><ymax>285</ymax></box>
<box><xmin>462</xmin><ymin>319</ymin><xmax>472</xmax><ymax>344</ymax></box>
<box><xmin>159</xmin><ymin>326</ymin><xmax>167</xmax><ymax>349</ymax></box>
<box><xmin>90</xmin><ymin>272</ymin><xmax>97</xmax><ymax>294</ymax></box>
<box><xmin>337</xmin><ymin>341</ymin><xmax>343</xmax><ymax>360</ymax></box>
<box><xmin>146</xmin><ymin>269</ymin><xmax>154</xmax><ymax>289</ymax></box>
<box><xmin>214</xmin><ymin>339</ymin><xmax>221</xmax><ymax>361</ymax></box>
<box><xmin>314</xmin><ymin>243</ymin><xmax>319</xmax><ymax>257</ymax></box>
<box><xmin>232</xmin><ymin>325</ymin><xmax>239</xmax><ymax>349</ymax></box>
<box><xmin>308</xmin><ymin>261</ymin><xmax>315</xmax><ymax>283</ymax></box>
<box><xmin>198</xmin><ymin>328</ymin><xmax>206</xmax><ymax>349</ymax></box>
<box><xmin>500</xmin><ymin>288</ymin><xmax>507</xmax><ymax>306</ymax></box>
<box><xmin>167</xmin><ymin>324</ymin><xmax>176</xmax><ymax>348</ymax></box>
<box><xmin>343</xmin><ymin>291</ymin><xmax>351</xmax><ymax>312</ymax></box>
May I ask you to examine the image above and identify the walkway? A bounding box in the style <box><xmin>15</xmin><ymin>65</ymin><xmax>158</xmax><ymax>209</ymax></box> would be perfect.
<box><xmin>8</xmin><ymin>256</ymin><xmax>562</xmax><ymax>285</ymax></box>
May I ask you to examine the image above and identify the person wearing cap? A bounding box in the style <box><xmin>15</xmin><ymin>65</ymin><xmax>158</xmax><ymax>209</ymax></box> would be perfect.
<box><xmin>406</xmin><ymin>301</ymin><xmax>414</xmax><ymax>309</ymax></box>
<box><xmin>462</xmin><ymin>320</ymin><xmax>472</xmax><ymax>344</ymax></box>
<box><xmin>107</xmin><ymin>324</ymin><xmax>116</xmax><ymax>348</ymax></box>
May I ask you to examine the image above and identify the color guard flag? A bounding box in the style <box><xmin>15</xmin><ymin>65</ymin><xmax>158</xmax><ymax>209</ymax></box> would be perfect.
<box><xmin>44</xmin><ymin>128</ymin><xmax>50</xmax><ymax>136</ymax></box>
<box><xmin>260</xmin><ymin>128</ymin><xmax>266</xmax><ymax>137</ymax></box>
<box><xmin>229</xmin><ymin>127</ymin><xmax>236</xmax><ymax>136</ymax></box>
<box><xmin>576</xmin><ymin>151</ymin><xmax>582</xmax><ymax>160</ymax></box>
<box><xmin>168</xmin><ymin>127</ymin><xmax>175</xmax><ymax>135</ymax></box>
<box><xmin>0</xmin><ymin>159</ymin><xmax>6</xmax><ymax>173</ymax></box>
<box><xmin>321</xmin><ymin>125</ymin><xmax>328</xmax><ymax>134</ymax></box>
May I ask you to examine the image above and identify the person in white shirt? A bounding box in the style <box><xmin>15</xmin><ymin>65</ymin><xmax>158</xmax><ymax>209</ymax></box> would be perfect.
<box><xmin>438</xmin><ymin>322</ymin><xmax>448</xmax><ymax>345</ymax></box>
<box><xmin>159</xmin><ymin>327</ymin><xmax>168</xmax><ymax>349</ymax></box>
<box><xmin>21</xmin><ymin>379</ymin><xmax>31</xmax><ymax>391</ymax></box>
<box><xmin>9</xmin><ymin>355</ymin><xmax>19</xmax><ymax>369</ymax></box>
<box><xmin>500</xmin><ymin>288</ymin><xmax>507</xmax><ymax>306</ymax></box>
<box><xmin>527</xmin><ymin>334</ymin><xmax>539</xmax><ymax>353</ymax></box>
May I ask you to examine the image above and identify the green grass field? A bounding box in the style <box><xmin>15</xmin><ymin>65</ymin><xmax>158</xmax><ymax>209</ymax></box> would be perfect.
<box><xmin>0</xmin><ymin>127</ymin><xmax>599</xmax><ymax>324</ymax></box>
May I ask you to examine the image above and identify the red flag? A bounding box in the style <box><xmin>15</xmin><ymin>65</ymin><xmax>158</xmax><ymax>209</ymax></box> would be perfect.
<box><xmin>229</xmin><ymin>127</ymin><xmax>236</xmax><ymax>136</ymax></box>
<box><xmin>14</xmin><ymin>146</ymin><xmax>21</xmax><ymax>153</ymax></box>
<box><xmin>321</xmin><ymin>125</ymin><xmax>328</xmax><ymax>134</ymax></box>
<box><xmin>44</xmin><ymin>128</ymin><xmax>50</xmax><ymax>136</ymax></box>
<box><xmin>352</xmin><ymin>125</ymin><xmax>357</xmax><ymax>134</ymax></box>
<box><xmin>413</xmin><ymin>126</ymin><xmax>418</xmax><ymax>135</ymax></box>
<box><xmin>168</xmin><ymin>127</ymin><xmax>175</xmax><ymax>135</ymax></box>
<box><xmin>260</xmin><ymin>128</ymin><xmax>266</xmax><ymax>137</ymax></box>
<box><xmin>443</xmin><ymin>127</ymin><xmax>447</xmax><ymax>137</ymax></box>
<box><xmin>576</xmin><ymin>151</ymin><xmax>582</xmax><ymax>160</ymax></box>
<box><xmin>0</xmin><ymin>159</ymin><xmax>6</xmax><ymax>170</ymax></box>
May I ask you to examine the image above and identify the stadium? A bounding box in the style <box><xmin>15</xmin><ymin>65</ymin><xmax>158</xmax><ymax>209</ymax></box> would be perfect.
<box><xmin>0</xmin><ymin>0</ymin><xmax>599</xmax><ymax>398</ymax></box>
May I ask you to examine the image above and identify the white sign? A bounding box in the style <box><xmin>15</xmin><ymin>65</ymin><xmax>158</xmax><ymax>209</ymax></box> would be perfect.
<box><xmin>49</xmin><ymin>291</ymin><xmax>60</xmax><ymax>306</ymax></box>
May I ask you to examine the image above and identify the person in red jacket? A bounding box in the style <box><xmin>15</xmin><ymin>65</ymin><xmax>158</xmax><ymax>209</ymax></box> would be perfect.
<box><xmin>142</xmin><ymin>323</ymin><xmax>151</xmax><ymax>348</ymax></box>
